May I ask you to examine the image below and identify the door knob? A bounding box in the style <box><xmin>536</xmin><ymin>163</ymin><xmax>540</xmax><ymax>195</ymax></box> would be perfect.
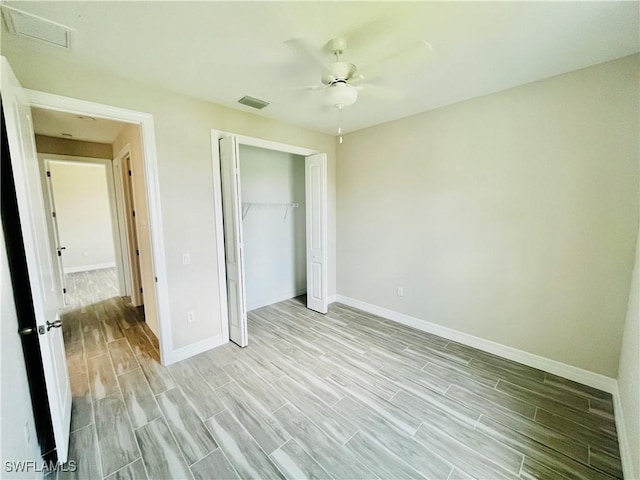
<box><xmin>46</xmin><ymin>320</ymin><xmax>63</xmax><ymax>331</ymax></box>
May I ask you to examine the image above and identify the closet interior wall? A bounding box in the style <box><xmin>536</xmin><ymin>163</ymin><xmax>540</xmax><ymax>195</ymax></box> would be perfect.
<box><xmin>239</xmin><ymin>145</ymin><xmax>306</xmax><ymax>310</ymax></box>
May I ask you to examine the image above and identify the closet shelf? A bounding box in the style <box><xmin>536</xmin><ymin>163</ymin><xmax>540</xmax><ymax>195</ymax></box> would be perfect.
<box><xmin>241</xmin><ymin>202</ymin><xmax>301</xmax><ymax>220</ymax></box>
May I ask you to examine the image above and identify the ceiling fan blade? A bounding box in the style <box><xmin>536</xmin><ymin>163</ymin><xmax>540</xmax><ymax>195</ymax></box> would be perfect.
<box><xmin>356</xmin><ymin>83</ymin><xmax>405</xmax><ymax>101</ymax></box>
<box><xmin>354</xmin><ymin>40</ymin><xmax>433</xmax><ymax>83</ymax></box>
<box><xmin>284</xmin><ymin>37</ymin><xmax>327</xmax><ymax>70</ymax></box>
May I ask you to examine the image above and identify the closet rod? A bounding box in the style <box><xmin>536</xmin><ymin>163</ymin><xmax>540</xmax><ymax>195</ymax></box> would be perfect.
<box><xmin>241</xmin><ymin>202</ymin><xmax>301</xmax><ymax>220</ymax></box>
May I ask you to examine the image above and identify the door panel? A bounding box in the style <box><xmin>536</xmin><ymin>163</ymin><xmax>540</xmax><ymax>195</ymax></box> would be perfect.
<box><xmin>40</xmin><ymin>160</ymin><xmax>68</xmax><ymax>305</ymax></box>
<box><xmin>219</xmin><ymin>136</ymin><xmax>248</xmax><ymax>347</ymax></box>
<box><xmin>2</xmin><ymin>56</ymin><xmax>71</xmax><ymax>462</ymax></box>
<box><xmin>305</xmin><ymin>153</ymin><xmax>328</xmax><ymax>314</ymax></box>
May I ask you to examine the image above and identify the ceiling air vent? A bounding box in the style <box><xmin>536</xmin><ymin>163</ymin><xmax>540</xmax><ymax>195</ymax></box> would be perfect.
<box><xmin>1</xmin><ymin>6</ymin><xmax>72</xmax><ymax>49</ymax></box>
<box><xmin>238</xmin><ymin>96</ymin><xmax>270</xmax><ymax>110</ymax></box>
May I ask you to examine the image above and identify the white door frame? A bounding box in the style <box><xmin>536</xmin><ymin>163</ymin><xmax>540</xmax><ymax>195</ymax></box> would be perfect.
<box><xmin>38</xmin><ymin>154</ymin><xmax>129</xmax><ymax>297</ymax></box>
<box><xmin>113</xmin><ymin>145</ymin><xmax>143</xmax><ymax>306</ymax></box>
<box><xmin>26</xmin><ymin>90</ymin><xmax>173</xmax><ymax>364</ymax></box>
<box><xmin>211</xmin><ymin>130</ymin><xmax>326</xmax><ymax>343</ymax></box>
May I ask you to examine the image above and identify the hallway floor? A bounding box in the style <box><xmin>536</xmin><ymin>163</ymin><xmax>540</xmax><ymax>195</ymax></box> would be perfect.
<box><xmin>56</xmin><ymin>270</ymin><xmax>623</xmax><ymax>479</ymax></box>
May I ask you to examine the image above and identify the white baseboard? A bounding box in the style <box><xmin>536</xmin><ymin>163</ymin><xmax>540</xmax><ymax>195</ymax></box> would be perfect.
<box><xmin>335</xmin><ymin>295</ymin><xmax>617</xmax><ymax>394</ymax></box>
<box><xmin>166</xmin><ymin>334</ymin><xmax>226</xmax><ymax>364</ymax></box>
<box><xmin>328</xmin><ymin>294</ymin><xmax>337</xmax><ymax>304</ymax></box>
<box><xmin>64</xmin><ymin>262</ymin><xmax>116</xmax><ymax>274</ymax></box>
<box><xmin>612</xmin><ymin>384</ymin><xmax>636</xmax><ymax>480</ymax></box>
<box><xmin>247</xmin><ymin>289</ymin><xmax>307</xmax><ymax>311</ymax></box>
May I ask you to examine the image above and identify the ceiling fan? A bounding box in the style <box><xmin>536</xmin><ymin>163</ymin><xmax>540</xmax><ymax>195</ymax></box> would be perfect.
<box><xmin>290</xmin><ymin>36</ymin><xmax>433</xmax><ymax>110</ymax></box>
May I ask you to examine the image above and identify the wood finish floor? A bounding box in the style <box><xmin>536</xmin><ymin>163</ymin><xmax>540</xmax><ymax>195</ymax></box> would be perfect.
<box><xmin>57</xmin><ymin>269</ymin><xmax>623</xmax><ymax>479</ymax></box>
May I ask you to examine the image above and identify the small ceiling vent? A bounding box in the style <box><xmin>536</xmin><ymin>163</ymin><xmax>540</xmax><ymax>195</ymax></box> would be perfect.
<box><xmin>238</xmin><ymin>96</ymin><xmax>270</xmax><ymax>110</ymax></box>
<box><xmin>1</xmin><ymin>6</ymin><xmax>72</xmax><ymax>49</ymax></box>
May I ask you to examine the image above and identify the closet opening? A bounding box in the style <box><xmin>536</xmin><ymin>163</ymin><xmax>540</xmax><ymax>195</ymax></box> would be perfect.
<box><xmin>213</xmin><ymin>132</ymin><xmax>328</xmax><ymax>347</ymax></box>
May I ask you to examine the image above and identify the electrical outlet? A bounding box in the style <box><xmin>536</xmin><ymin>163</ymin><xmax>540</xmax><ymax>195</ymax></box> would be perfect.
<box><xmin>187</xmin><ymin>311</ymin><xmax>195</xmax><ymax>323</ymax></box>
<box><xmin>397</xmin><ymin>287</ymin><xmax>404</xmax><ymax>297</ymax></box>
<box><xmin>182</xmin><ymin>253</ymin><xmax>191</xmax><ymax>265</ymax></box>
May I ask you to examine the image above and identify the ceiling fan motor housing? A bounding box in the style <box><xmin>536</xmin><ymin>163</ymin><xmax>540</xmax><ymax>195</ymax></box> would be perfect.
<box><xmin>322</xmin><ymin>61</ymin><xmax>358</xmax><ymax>84</ymax></box>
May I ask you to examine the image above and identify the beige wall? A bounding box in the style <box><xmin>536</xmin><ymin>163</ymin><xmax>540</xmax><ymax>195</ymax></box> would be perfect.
<box><xmin>112</xmin><ymin>124</ymin><xmax>159</xmax><ymax>336</ymax></box>
<box><xmin>35</xmin><ymin>134</ymin><xmax>112</xmax><ymax>159</ymax></box>
<box><xmin>337</xmin><ymin>55</ymin><xmax>639</xmax><ymax>377</ymax></box>
<box><xmin>48</xmin><ymin>161</ymin><xmax>116</xmax><ymax>271</ymax></box>
<box><xmin>1</xmin><ymin>42</ymin><xmax>336</xmax><ymax>352</ymax></box>
<box><xmin>617</xmin><ymin>231</ymin><xmax>639</xmax><ymax>478</ymax></box>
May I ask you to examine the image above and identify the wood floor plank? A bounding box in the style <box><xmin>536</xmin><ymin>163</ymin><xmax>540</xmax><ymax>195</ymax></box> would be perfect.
<box><xmin>346</xmin><ymin>431</ymin><xmax>427</xmax><ymax>480</ymax></box>
<box><xmin>496</xmin><ymin>378</ymin><xmax>590</xmax><ymax>411</ymax></box>
<box><xmin>205</xmin><ymin>410</ymin><xmax>285</xmax><ymax>480</ymax></box>
<box><xmin>445</xmin><ymin>383</ymin><xmax>537</xmax><ymax>421</ymax></box>
<box><xmin>392</xmin><ymin>390</ymin><xmax>524</xmax><ymax>475</ymax></box>
<box><xmin>413</xmin><ymin>423</ymin><xmax>517</xmax><ymax>480</ymax></box>
<box><xmin>274</xmin><ymin>375</ymin><xmax>358</xmax><ymax>444</ymax></box>
<box><xmin>94</xmin><ymin>395</ymin><xmax>140</xmax><ymax>477</ymax></box>
<box><xmin>189</xmin><ymin>354</ymin><xmax>232</xmax><ymax>390</ymax></box>
<box><xmin>82</xmin><ymin>312</ymin><xmax>108</xmax><ymax>358</ymax></box>
<box><xmin>137</xmin><ymin>349</ymin><xmax>176</xmax><ymax>395</ymax></box>
<box><xmin>333</xmin><ymin>396</ymin><xmax>453</xmax><ymax>480</ymax></box>
<box><xmin>477</xmin><ymin>415</ymin><xmax>615</xmax><ymax>480</ymax></box>
<box><xmin>117</xmin><ymin>368</ymin><xmax>161</xmax><ymax>429</ymax></box>
<box><xmin>104</xmin><ymin>459</ymin><xmax>148</xmax><ymax>480</ymax></box>
<box><xmin>69</xmin><ymin>373</ymin><xmax>93</xmax><ymax>433</ymax></box>
<box><xmin>273</xmin><ymin>403</ymin><xmax>375</xmax><ymax>480</ymax></box>
<box><xmin>534</xmin><ymin>409</ymin><xmax>620</xmax><ymax>457</ymax></box>
<box><xmin>225</xmin><ymin>360</ymin><xmax>286</xmax><ymax>412</ymax></box>
<box><xmin>272</xmin><ymin>354</ymin><xmax>343</xmax><ymax>406</ymax></box>
<box><xmin>65</xmin><ymin>340</ymin><xmax>86</xmax><ymax>378</ymax></box>
<box><xmin>168</xmin><ymin>360</ymin><xmax>225</xmax><ymax>420</ymax></box>
<box><xmin>216</xmin><ymin>381</ymin><xmax>290</xmax><ymax>454</ymax></box>
<box><xmin>108</xmin><ymin>338</ymin><xmax>139</xmax><ymax>376</ymax></box>
<box><xmin>156</xmin><ymin>388</ymin><xmax>218</xmax><ymax>465</ymax></box>
<box><xmin>270</xmin><ymin>439</ymin><xmax>332</xmax><ymax>480</ymax></box>
<box><xmin>589</xmin><ymin>447</ymin><xmax>624</xmax><ymax>479</ymax></box>
<box><xmin>59</xmin><ymin>424</ymin><xmax>102</xmax><ymax>480</ymax></box>
<box><xmin>135</xmin><ymin>417</ymin><xmax>193</xmax><ymax>480</ymax></box>
<box><xmin>86</xmin><ymin>353</ymin><xmax>119</xmax><ymax>400</ymax></box>
<box><xmin>326</xmin><ymin>373</ymin><xmax>421</xmax><ymax>435</ymax></box>
<box><xmin>191</xmin><ymin>449</ymin><xmax>240</xmax><ymax>480</ymax></box>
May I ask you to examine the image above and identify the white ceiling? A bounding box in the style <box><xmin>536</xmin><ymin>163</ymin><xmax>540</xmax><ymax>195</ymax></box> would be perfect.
<box><xmin>4</xmin><ymin>1</ymin><xmax>639</xmax><ymax>135</ymax></box>
<box><xmin>31</xmin><ymin>107</ymin><xmax>126</xmax><ymax>144</ymax></box>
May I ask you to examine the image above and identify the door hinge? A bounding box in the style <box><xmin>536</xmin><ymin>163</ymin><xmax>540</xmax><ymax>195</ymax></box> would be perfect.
<box><xmin>140</xmin><ymin>287</ymin><xmax>143</xmax><ymax>294</ymax></box>
<box><xmin>128</xmin><ymin>170</ymin><xmax>132</xmax><ymax>176</ymax></box>
<box><xmin>57</xmin><ymin>250</ymin><xmax>62</xmax><ymax>257</ymax></box>
<box><xmin>155</xmin><ymin>276</ymin><xmax>158</xmax><ymax>283</ymax></box>
<box><xmin>136</xmin><ymin>249</ymin><xmax>140</xmax><ymax>256</ymax></box>
<box><xmin>63</xmin><ymin>287</ymin><xmax>67</xmax><ymax>294</ymax></box>
<box><xmin>52</xmin><ymin>211</ymin><xmax>56</xmax><ymax>218</ymax></box>
<box><xmin>46</xmin><ymin>171</ymin><xmax>51</xmax><ymax>177</ymax></box>
<box><xmin>132</xmin><ymin>210</ymin><xmax>136</xmax><ymax>217</ymax></box>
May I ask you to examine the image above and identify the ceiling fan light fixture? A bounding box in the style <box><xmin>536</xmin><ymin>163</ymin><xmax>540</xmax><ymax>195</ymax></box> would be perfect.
<box><xmin>324</xmin><ymin>82</ymin><xmax>358</xmax><ymax>108</ymax></box>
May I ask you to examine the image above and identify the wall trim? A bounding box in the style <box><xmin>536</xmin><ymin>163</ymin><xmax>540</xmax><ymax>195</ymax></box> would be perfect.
<box><xmin>168</xmin><ymin>334</ymin><xmax>226</xmax><ymax>364</ymax></box>
<box><xmin>328</xmin><ymin>294</ymin><xmax>337</xmax><ymax>304</ymax></box>
<box><xmin>612</xmin><ymin>384</ymin><xmax>635</xmax><ymax>480</ymax></box>
<box><xmin>63</xmin><ymin>262</ymin><xmax>116</xmax><ymax>274</ymax></box>
<box><xmin>247</xmin><ymin>289</ymin><xmax>307</xmax><ymax>312</ymax></box>
<box><xmin>335</xmin><ymin>295</ymin><xmax>617</xmax><ymax>394</ymax></box>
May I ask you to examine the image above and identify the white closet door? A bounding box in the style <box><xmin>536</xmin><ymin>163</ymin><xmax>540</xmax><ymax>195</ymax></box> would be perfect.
<box><xmin>219</xmin><ymin>136</ymin><xmax>248</xmax><ymax>346</ymax></box>
<box><xmin>2</xmin><ymin>56</ymin><xmax>72</xmax><ymax>462</ymax></box>
<box><xmin>305</xmin><ymin>153</ymin><xmax>328</xmax><ymax>314</ymax></box>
